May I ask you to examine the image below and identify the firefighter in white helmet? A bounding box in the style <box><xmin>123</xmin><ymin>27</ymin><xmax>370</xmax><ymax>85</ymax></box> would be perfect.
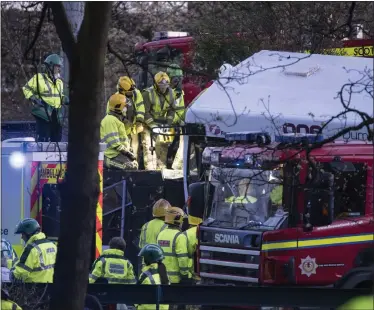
<box><xmin>101</xmin><ymin>93</ymin><xmax>138</xmax><ymax>170</ymax></box>
<box><xmin>142</xmin><ymin>71</ymin><xmax>177</xmax><ymax>170</ymax></box>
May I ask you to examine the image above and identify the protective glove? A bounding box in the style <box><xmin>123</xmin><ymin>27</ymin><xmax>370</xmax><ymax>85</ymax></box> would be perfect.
<box><xmin>136</xmin><ymin>123</ymin><xmax>144</xmax><ymax>134</ymax></box>
<box><xmin>30</xmin><ymin>96</ymin><xmax>44</xmax><ymax>107</ymax></box>
<box><xmin>63</xmin><ymin>96</ymin><xmax>70</xmax><ymax>105</ymax></box>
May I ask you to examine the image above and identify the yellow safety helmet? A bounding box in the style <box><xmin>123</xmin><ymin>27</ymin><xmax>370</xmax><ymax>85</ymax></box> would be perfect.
<box><xmin>164</xmin><ymin>207</ymin><xmax>186</xmax><ymax>226</ymax></box>
<box><xmin>108</xmin><ymin>93</ymin><xmax>127</xmax><ymax>114</ymax></box>
<box><xmin>117</xmin><ymin>76</ymin><xmax>136</xmax><ymax>96</ymax></box>
<box><xmin>154</xmin><ymin>71</ymin><xmax>170</xmax><ymax>93</ymax></box>
<box><xmin>152</xmin><ymin>199</ymin><xmax>171</xmax><ymax>218</ymax></box>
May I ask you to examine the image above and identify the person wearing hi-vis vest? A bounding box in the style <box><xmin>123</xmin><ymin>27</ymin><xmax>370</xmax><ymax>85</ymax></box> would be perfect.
<box><xmin>156</xmin><ymin>207</ymin><xmax>192</xmax><ymax>286</ymax></box>
<box><xmin>137</xmin><ymin>244</ymin><xmax>170</xmax><ymax>310</ymax></box>
<box><xmin>166</xmin><ymin>64</ymin><xmax>186</xmax><ymax>170</ymax></box>
<box><xmin>142</xmin><ymin>71</ymin><xmax>177</xmax><ymax>170</ymax></box>
<box><xmin>100</xmin><ymin>93</ymin><xmax>138</xmax><ymax>170</ymax></box>
<box><xmin>22</xmin><ymin>54</ymin><xmax>68</xmax><ymax>142</ymax></box>
<box><xmin>106</xmin><ymin>76</ymin><xmax>145</xmax><ymax>161</ymax></box>
<box><xmin>11</xmin><ymin>218</ymin><xmax>57</xmax><ymax>283</ymax></box>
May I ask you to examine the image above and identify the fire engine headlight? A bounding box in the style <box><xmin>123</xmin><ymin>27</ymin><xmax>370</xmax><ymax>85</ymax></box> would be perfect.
<box><xmin>9</xmin><ymin>151</ymin><xmax>26</xmax><ymax>169</ymax></box>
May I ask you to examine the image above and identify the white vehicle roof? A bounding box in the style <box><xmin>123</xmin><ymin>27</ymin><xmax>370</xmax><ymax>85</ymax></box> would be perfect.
<box><xmin>185</xmin><ymin>50</ymin><xmax>373</xmax><ymax>141</ymax></box>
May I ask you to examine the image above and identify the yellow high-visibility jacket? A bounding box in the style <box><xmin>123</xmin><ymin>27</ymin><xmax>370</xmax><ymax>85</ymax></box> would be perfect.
<box><xmin>172</xmin><ymin>89</ymin><xmax>185</xmax><ymax>125</ymax></box>
<box><xmin>156</xmin><ymin>227</ymin><xmax>191</xmax><ymax>284</ymax></box>
<box><xmin>1</xmin><ymin>299</ymin><xmax>23</xmax><ymax>310</ymax></box>
<box><xmin>139</xmin><ymin>218</ymin><xmax>168</xmax><ymax>249</ymax></box>
<box><xmin>11</xmin><ymin>232</ymin><xmax>56</xmax><ymax>283</ymax></box>
<box><xmin>89</xmin><ymin>248</ymin><xmax>136</xmax><ymax>284</ymax></box>
<box><xmin>142</xmin><ymin>87</ymin><xmax>177</xmax><ymax>129</ymax></box>
<box><xmin>338</xmin><ymin>295</ymin><xmax>374</xmax><ymax>310</ymax></box>
<box><xmin>136</xmin><ymin>263</ymin><xmax>169</xmax><ymax>310</ymax></box>
<box><xmin>22</xmin><ymin>73</ymin><xmax>64</xmax><ymax>122</ymax></box>
<box><xmin>106</xmin><ymin>90</ymin><xmax>145</xmax><ymax>134</ymax></box>
<box><xmin>184</xmin><ymin>226</ymin><xmax>197</xmax><ymax>274</ymax></box>
<box><xmin>100</xmin><ymin>114</ymin><xmax>131</xmax><ymax>159</ymax></box>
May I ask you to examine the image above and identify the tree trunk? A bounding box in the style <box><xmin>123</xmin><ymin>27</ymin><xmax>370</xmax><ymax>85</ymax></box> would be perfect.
<box><xmin>49</xmin><ymin>2</ymin><xmax>112</xmax><ymax>310</ymax></box>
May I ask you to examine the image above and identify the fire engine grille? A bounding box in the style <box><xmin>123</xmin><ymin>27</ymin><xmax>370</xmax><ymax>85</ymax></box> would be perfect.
<box><xmin>199</xmin><ymin>245</ymin><xmax>260</xmax><ymax>284</ymax></box>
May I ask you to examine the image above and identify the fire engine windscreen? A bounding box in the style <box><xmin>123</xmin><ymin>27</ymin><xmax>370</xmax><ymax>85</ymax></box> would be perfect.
<box><xmin>208</xmin><ymin>167</ymin><xmax>282</xmax><ymax>229</ymax></box>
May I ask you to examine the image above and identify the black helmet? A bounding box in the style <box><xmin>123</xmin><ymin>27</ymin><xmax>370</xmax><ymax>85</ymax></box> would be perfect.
<box><xmin>14</xmin><ymin>218</ymin><xmax>40</xmax><ymax>235</ymax></box>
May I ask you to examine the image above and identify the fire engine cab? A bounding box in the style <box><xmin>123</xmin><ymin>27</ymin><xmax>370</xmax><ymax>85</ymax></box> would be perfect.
<box><xmin>191</xmin><ymin>131</ymin><xmax>373</xmax><ymax>294</ymax></box>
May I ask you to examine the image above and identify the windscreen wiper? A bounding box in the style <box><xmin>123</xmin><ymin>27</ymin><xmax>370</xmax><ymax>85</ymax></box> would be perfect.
<box><xmin>238</xmin><ymin>220</ymin><xmax>263</xmax><ymax>230</ymax></box>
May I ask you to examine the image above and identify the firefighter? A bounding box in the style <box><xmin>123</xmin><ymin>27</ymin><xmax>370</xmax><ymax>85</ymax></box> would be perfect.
<box><xmin>100</xmin><ymin>93</ymin><xmax>138</xmax><ymax>170</ymax></box>
<box><xmin>137</xmin><ymin>244</ymin><xmax>169</xmax><ymax>310</ymax></box>
<box><xmin>1</xmin><ymin>289</ymin><xmax>22</xmax><ymax>310</ymax></box>
<box><xmin>106</xmin><ymin>77</ymin><xmax>145</xmax><ymax>161</ymax></box>
<box><xmin>156</xmin><ymin>207</ymin><xmax>192</xmax><ymax>285</ymax></box>
<box><xmin>1</xmin><ymin>238</ymin><xmax>18</xmax><ymax>270</ymax></box>
<box><xmin>166</xmin><ymin>64</ymin><xmax>185</xmax><ymax>170</ymax></box>
<box><xmin>89</xmin><ymin>237</ymin><xmax>136</xmax><ymax>284</ymax></box>
<box><xmin>139</xmin><ymin>199</ymin><xmax>172</xmax><ymax>249</ymax></box>
<box><xmin>11</xmin><ymin>218</ymin><xmax>57</xmax><ymax>283</ymax></box>
<box><xmin>142</xmin><ymin>71</ymin><xmax>177</xmax><ymax>170</ymax></box>
<box><xmin>22</xmin><ymin>54</ymin><xmax>66</xmax><ymax>142</ymax></box>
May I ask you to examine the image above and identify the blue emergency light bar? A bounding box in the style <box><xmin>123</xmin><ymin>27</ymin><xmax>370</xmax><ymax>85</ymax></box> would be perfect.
<box><xmin>225</xmin><ymin>131</ymin><xmax>271</xmax><ymax>144</ymax></box>
<box><xmin>275</xmin><ymin>133</ymin><xmax>324</xmax><ymax>144</ymax></box>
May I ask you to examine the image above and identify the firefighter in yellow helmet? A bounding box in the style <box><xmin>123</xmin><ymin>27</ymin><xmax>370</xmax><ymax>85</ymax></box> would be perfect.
<box><xmin>22</xmin><ymin>54</ymin><xmax>67</xmax><ymax>142</ymax></box>
<box><xmin>1</xmin><ymin>289</ymin><xmax>22</xmax><ymax>310</ymax></box>
<box><xmin>142</xmin><ymin>71</ymin><xmax>177</xmax><ymax>170</ymax></box>
<box><xmin>137</xmin><ymin>244</ymin><xmax>169</xmax><ymax>310</ymax></box>
<box><xmin>139</xmin><ymin>199</ymin><xmax>172</xmax><ymax>249</ymax></box>
<box><xmin>11</xmin><ymin>218</ymin><xmax>57</xmax><ymax>283</ymax></box>
<box><xmin>101</xmin><ymin>93</ymin><xmax>138</xmax><ymax>170</ymax></box>
<box><xmin>156</xmin><ymin>207</ymin><xmax>192</xmax><ymax>285</ymax></box>
<box><xmin>89</xmin><ymin>237</ymin><xmax>136</xmax><ymax>284</ymax></box>
<box><xmin>107</xmin><ymin>77</ymin><xmax>145</xmax><ymax>161</ymax></box>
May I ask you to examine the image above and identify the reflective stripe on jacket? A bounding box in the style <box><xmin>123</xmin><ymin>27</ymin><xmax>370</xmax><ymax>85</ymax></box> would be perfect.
<box><xmin>136</xmin><ymin>263</ymin><xmax>169</xmax><ymax>310</ymax></box>
<box><xmin>100</xmin><ymin>114</ymin><xmax>130</xmax><ymax>159</ymax></box>
<box><xmin>106</xmin><ymin>90</ymin><xmax>145</xmax><ymax>132</ymax></box>
<box><xmin>139</xmin><ymin>219</ymin><xmax>168</xmax><ymax>249</ymax></box>
<box><xmin>89</xmin><ymin>249</ymin><xmax>136</xmax><ymax>284</ymax></box>
<box><xmin>143</xmin><ymin>87</ymin><xmax>176</xmax><ymax>128</ymax></box>
<box><xmin>22</xmin><ymin>73</ymin><xmax>64</xmax><ymax>122</ymax></box>
<box><xmin>172</xmin><ymin>89</ymin><xmax>185</xmax><ymax>125</ymax></box>
<box><xmin>156</xmin><ymin>227</ymin><xmax>191</xmax><ymax>283</ymax></box>
<box><xmin>1</xmin><ymin>299</ymin><xmax>22</xmax><ymax>310</ymax></box>
<box><xmin>11</xmin><ymin>232</ymin><xmax>56</xmax><ymax>283</ymax></box>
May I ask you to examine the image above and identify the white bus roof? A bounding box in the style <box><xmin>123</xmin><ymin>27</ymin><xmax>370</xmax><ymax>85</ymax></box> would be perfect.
<box><xmin>185</xmin><ymin>50</ymin><xmax>373</xmax><ymax>141</ymax></box>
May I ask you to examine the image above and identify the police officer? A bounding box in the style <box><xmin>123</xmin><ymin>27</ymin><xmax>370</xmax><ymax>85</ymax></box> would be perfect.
<box><xmin>139</xmin><ymin>199</ymin><xmax>171</xmax><ymax>249</ymax></box>
<box><xmin>106</xmin><ymin>77</ymin><xmax>145</xmax><ymax>161</ymax></box>
<box><xmin>156</xmin><ymin>207</ymin><xmax>192</xmax><ymax>285</ymax></box>
<box><xmin>11</xmin><ymin>218</ymin><xmax>57</xmax><ymax>283</ymax></box>
<box><xmin>22</xmin><ymin>54</ymin><xmax>67</xmax><ymax>142</ymax></box>
<box><xmin>142</xmin><ymin>71</ymin><xmax>177</xmax><ymax>170</ymax></box>
<box><xmin>137</xmin><ymin>244</ymin><xmax>169</xmax><ymax>310</ymax></box>
<box><xmin>338</xmin><ymin>295</ymin><xmax>374</xmax><ymax>309</ymax></box>
<box><xmin>101</xmin><ymin>93</ymin><xmax>138</xmax><ymax>170</ymax></box>
<box><xmin>1</xmin><ymin>289</ymin><xmax>22</xmax><ymax>310</ymax></box>
<box><xmin>89</xmin><ymin>237</ymin><xmax>136</xmax><ymax>284</ymax></box>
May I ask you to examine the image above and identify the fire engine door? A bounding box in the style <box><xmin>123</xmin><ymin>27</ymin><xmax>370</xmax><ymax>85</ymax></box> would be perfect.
<box><xmin>31</xmin><ymin>162</ymin><xmax>65</xmax><ymax>240</ymax></box>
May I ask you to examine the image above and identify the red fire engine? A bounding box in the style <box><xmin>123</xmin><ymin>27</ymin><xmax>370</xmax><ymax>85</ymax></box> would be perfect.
<box><xmin>189</xmin><ymin>132</ymin><xmax>373</xmax><ymax>309</ymax></box>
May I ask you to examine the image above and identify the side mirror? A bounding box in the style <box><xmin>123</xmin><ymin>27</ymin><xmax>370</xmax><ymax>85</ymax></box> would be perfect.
<box><xmin>304</xmin><ymin>172</ymin><xmax>334</xmax><ymax>230</ymax></box>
